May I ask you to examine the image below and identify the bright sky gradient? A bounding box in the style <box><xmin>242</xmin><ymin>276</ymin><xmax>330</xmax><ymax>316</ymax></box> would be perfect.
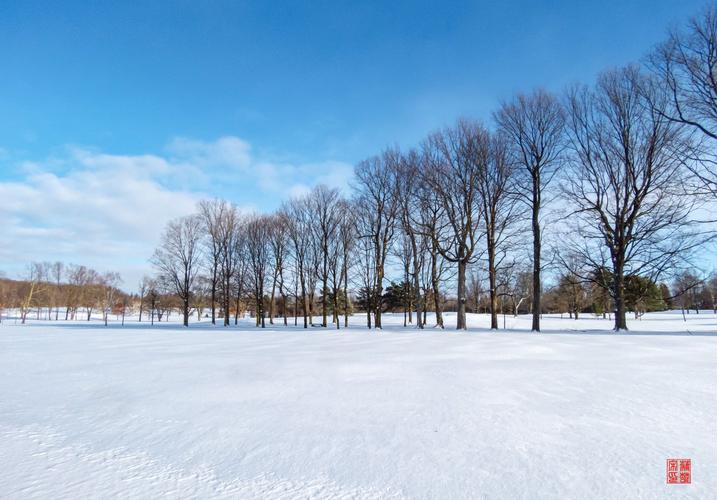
<box><xmin>0</xmin><ymin>0</ymin><xmax>709</xmax><ymax>286</ymax></box>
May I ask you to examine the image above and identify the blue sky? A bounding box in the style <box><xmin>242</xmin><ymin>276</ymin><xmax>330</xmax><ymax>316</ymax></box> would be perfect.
<box><xmin>0</xmin><ymin>0</ymin><xmax>709</xmax><ymax>285</ymax></box>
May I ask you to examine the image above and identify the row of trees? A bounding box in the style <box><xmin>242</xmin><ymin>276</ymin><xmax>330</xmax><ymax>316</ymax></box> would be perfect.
<box><xmin>5</xmin><ymin>259</ymin><xmax>715</xmax><ymax>327</ymax></box>
<box><xmin>151</xmin><ymin>4</ymin><xmax>717</xmax><ymax>332</ymax></box>
<box><xmin>0</xmin><ymin>264</ymin><xmax>200</xmax><ymax>325</ymax></box>
<box><xmin>151</xmin><ymin>191</ymin><xmax>356</xmax><ymax>328</ymax></box>
<box><xmin>0</xmin><ymin>262</ymin><xmax>123</xmax><ymax>325</ymax></box>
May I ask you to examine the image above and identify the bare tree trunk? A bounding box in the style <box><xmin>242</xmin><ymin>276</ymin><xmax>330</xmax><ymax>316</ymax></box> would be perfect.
<box><xmin>613</xmin><ymin>262</ymin><xmax>627</xmax><ymax>331</ymax></box>
<box><xmin>374</xmin><ymin>246</ymin><xmax>383</xmax><ymax>329</ymax></box>
<box><xmin>269</xmin><ymin>279</ymin><xmax>276</xmax><ymax>325</ymax></box>
<box><xmin>404</xmin><ymin>262</ymin><xmax>412</xmax><ymax>325</ymax></box>
<box><xmin>224</xmin><ymin>274</ymin><xmax>230</xmax><ymax>327</ymax></box>
<box><xmin>488</xmin><ymin>264</ymin><xmax>498</xmax><ymax>330</ymax></box>
<box><xmin>282</xmin><ymin>293</ymin><xmax>288</xmax><ymax>326</ymax></box>
<box><xmin>413</xmin><ymin>283</ymin><xmax>423</xmax><ymax>329</ymax></box>
<box><xmin>211</xmin><ymin>268</ymin><xmax>217</xmax><ymax>325</ymax></box>
<box><xmin>302</xmin><ymin>285</ymin><xmax>308</xmax><ymax>329</ymax></box>
<box><xmin>183</xmin><ymin>297</ymin><xmax>189</xmax><ymax>327</ymax></box>
<box><xmin>333</xmin><ymin>286</ymin><xmax>340</xmax><ymax>330</ymax></box>
<box><xmin>457</xmin><ymin>261</ymin><xmax>467</xmax><ymax>330</ymax></box>
<box><xmin>430</xmin><ymin>247</ymin><xmax>443</xmax><ymax>328</ymax></box>
<box><xmin>412</xmin><ymin>241</ymin><xmax>424</xmax><ymax>329</ymax></box>
<box><xmin>342</xmin><ymin>254</ymin><xmax>350</xmax><ymax>328</ymax></box>
<box><xmin>322</xmin><ymin>279</ymin><xmax>328</xmax><ymax>328</ymax></box>
<box><xmin>531</xmin><ymin>177</ymin><xmax>541</xmax><ymax>332</ymax></box>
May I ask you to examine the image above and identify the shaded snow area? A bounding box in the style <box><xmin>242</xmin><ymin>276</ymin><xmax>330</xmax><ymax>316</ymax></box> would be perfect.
<box><xmin>1</xmin><ymin>311</ymin><xmax>716</xmax><ymax>499</ymax></box>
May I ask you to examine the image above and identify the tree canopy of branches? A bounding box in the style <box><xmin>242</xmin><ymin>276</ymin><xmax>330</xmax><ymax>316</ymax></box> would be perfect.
<box><xmin>495</xmin><ymin>89</ymin><xmax>565</xmax><ymax>332</ymax></box>
<box><xmin>648</xmin><ymin>4</ymin><xmax>717</xmax><ymax>200</ymax></box>
<box><xmin>421</xmin><ymin>120</ymin><xmax>488</xmax><ymax>330</ymax></box>
<box><xmin>354</xmin><ymin>150</ymin><xmax>400</xmax><ymax>329</ymax></box>
<box><xmin>563</xmin><ymin>66</ymin><xmax>700</xmax><ymax>330</ymax></box>
<box><xmin>152</xmin><ymin>214</ymin><xmax>204</xmax><ymax>327</ymax></box>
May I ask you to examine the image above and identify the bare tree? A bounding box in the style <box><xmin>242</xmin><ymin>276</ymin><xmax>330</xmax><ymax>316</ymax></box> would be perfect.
<box><xmin>354</xmin><ymin>216</ymin><xmax>378</xmax><ymax>328</ymax></box>
<box><xmin>83</xmin><ymin>268</ymin><xmax>101</xmax><ymax>321</ymax></box>
<box><xmin>20</xmin><ymin>262</ymin><xmax>46</xmax><ymax>324</ymax></box>
<box><xmin>190</xmin><ymin>275</ymin><xmax>210</xmax><ymax>321</ymax></box>
<box><xmin>309</xmin><ymin>185</ymin><xmax>342</xmax><ymax>328</ymax></box>
<box><xmin>354</xmin><ymin>150</ymin><xmax>399</xmax><ymax>329</ymax></box>
<box><xmin>554</xmin><ymin>252</ymin><xmax>590</xmax><ymax>319</ymax></box>
<box><xmin>146</xmin><ymin>278</ymin><xmax>160</xmax><ymax>326</ymax></box>
<box><xmin>495</xmin><ymin>89</ymin><xmax>565</xmax><ymax>332</ymax></box>
<box><xmin>198</xmin><ymin>199</ymin><xmax>229</xmax><ymax>325</ymax></box>
<box><xmin>245</xmin><ymin>214</ymin><xmax>270</xmax><ymax>328</ymax></box>
<box><xmin>152</xmin><ymin>214</ymin><xmax>204</xmax><ymax>327</ymax></box>
<box><xmin>416</xmin><ymin>179</ymin><xmax>447</xmax><ymax>328</ymax></box>
<box><xmin>232</xmin><ymin>236</ymin><xmax>249</xmax><ymax>325</ymax></box>
<box><xmin>99</xmin><ymin>271</ymin><xmax>122</xmax><ymax>326</ymax></box>
<box><xmin>397</xmin><ymin>150</ymin><xmax>426</xmax><ymax>329</ymax></box>
<box><xmin>65</xmin><ymin>264</ymin><xmax>90</xmax><ymax>320</ymax></box>
<box><xmin>337</xmin><ymin>200</ymin><xmax>356</xmax><ymax>328</ymax></box>
<box><xmin>283</xmin><ymin>196</ymin><xmax>312</xmax><ymax>328</ymax></box>
<box><xmin>218</xmin><ymin>205</ymin><xmax>242</xmax><ymax>326</ymax></box>
<box><xmin>503</xmin><ymin>267</ymin><xmax>532</xmax><ymax>317</ymax></box>
<box><xmin>421</xmin><ymin>120</ymin><xmax>488</xmax><ymax>330</ymax></box>
<box><xmin>564</xmin><ymin>66</ymin><xmax>700</xmax><ymax>330</ymax></box>
<box><xmin>323</xmin><ymin>199</ymin><xmax>354</xmax><ymax>330</ymax></box>
<box><xmin>138</xmin><ymin>276</ymin><xmax>150</xmax><ymax>322</ymax></box>
<box><xmin>476</xmin><ymin>133</ymin><xmax>520</xmax><ymax>329</ymax></box>
<box><xmin>672</xmin><ymin>271</ymin><xmax>704</xmax><ymax>320</ymax></box>
<box><xmin>50</xmin><ymin>261</ymin><xmax>63</xmax><ymax>321</ymax></box>
<box><xmin>466</xmin><ymin>269</ymin><xmax>483</xmax><ymax>313</ymax></box>
<box><xmin>647</xmin><ymin>4</ymin><xmax>717</xmax><ymax>199</ymax></box>
<box><xmin>267</xmin><ymin>214</ymin><xmax>287</xmax><ymax>325</ymax></box>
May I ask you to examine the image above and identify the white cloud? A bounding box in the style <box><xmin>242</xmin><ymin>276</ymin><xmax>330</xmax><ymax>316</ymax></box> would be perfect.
<box><xmin>0</xmin><ymin>151</ymin><xmax>199</xmax><ymax>287</ymax></box>
<box><xmin>0</xmin><ymin>136</ymin><xmax>354</xmax><ymax>289</ymax></box>
<box><xmin>166</xmin><ymin>136</ymin><xmax>252</xmax><ymax>170</ymax></box>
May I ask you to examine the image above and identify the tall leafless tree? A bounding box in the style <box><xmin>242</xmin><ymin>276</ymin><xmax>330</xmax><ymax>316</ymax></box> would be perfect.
<box><xmin>647</xmin><ymin>4</ymin><xmax>717</xmax><ymax>200</ymax></box>
<box><xmin>198</xmin><ymin>199</ymin><xmax>230</xmax><ymax>325</ymax></box>
<box><xmin>283</xmin><ymin>196</ymin><xmax>312</xmax><ymax>328</ymax></box>
<box><xmin>476</xmin><ymin>133</ymin><xmax>520</xmax><ymax>329</ymax></box>
<box><xmin>20</xmin><ymin>262</ymin><xmax>46</xmax><ymax>324</ymax></box>
<box><xmin>218</xmin><ymin>205</ymin><xmax>241</xmax><ymax>326</ymax></box>
<box><xmin>138</xmin><ymin>275</ymin><xmax>150</xmax><ymax>322</ymax></box>
<box><xmin>397</xmin><ymin>149</ymin><xmax>426</xmax><ymax>329</ymax></box>
<box><xmin>267</xmin><ymin>213</ymin><xmax>288</xmax><ymax>325</ymax></box>
<box><xmin>564</xmin><ymin>66</ymin><xmax>700</xmax><ymax>330</ymax></box>
<box><xmin>495</xmin><ymin>89</ymin><xmax>565</xmax><ymax>332</ymax></box>
<box><xmin>309</xmin><ymin>185</ymin><xmax>342</xmax><ymax>328</ymax></box>
<box><xmin>337</xmin><ymin>200</ymin><xmax>356</xmax><ymax>328</ymax></box>
<box><xmin>245</xmin><ymin>214</ymin><xmax>270</xmax><ymax>327</ymax></box>
<box><xmin>354</xmin><ymin>150</ymin><xmax>399</xmax><ymax>329</ymax></box>
<box><xmin>152</xmin><ymin>214</ymin><xmax>204</xmax><ymax>327</ymax></box>
<box><xmin>421</xmin><ymin>120</ymin><xmax>488</xmax><ymax>330</ymax></box>
<box><xmin>415</xmin><ymin>176</ymin><xmax>447</xmax><ymax>328</ymax></box>
<box><xmin>99</xmin><ymin>271</ymin><xmax>122</xmax><ymax>326</ymax></box>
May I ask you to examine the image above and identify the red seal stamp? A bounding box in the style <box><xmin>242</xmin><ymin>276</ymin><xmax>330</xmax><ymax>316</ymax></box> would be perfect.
<box><xmin>666</xmin><ymin>458</ymin><xmax>691</xmax><ymax>484</ymax></box>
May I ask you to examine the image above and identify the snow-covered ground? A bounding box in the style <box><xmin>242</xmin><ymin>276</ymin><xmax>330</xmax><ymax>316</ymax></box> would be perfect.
<box><xmin>1</xmin><ymin>311</ymin><xmax>716</xmax><ymax>499</ymax></box>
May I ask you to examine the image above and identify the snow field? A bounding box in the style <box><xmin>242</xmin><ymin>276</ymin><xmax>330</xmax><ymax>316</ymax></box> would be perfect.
<box><xmin>1</xmin><ymin>311</ymin><xmax>715</xmax><ymax>498</ymax></box>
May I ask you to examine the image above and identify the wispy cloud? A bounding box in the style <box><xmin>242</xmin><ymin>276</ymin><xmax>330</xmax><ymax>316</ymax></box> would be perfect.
<box><xmin>0</xmin><ymin>136</ymin><xmax>353</xmax><ymax>288</ymax></box>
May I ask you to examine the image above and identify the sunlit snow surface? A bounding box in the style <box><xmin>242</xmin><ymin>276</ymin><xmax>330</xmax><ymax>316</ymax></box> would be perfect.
<box><xmin>1</xmin><ymin>311</ymin><xmax>716</xmax><ymax>499</ymax></box>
